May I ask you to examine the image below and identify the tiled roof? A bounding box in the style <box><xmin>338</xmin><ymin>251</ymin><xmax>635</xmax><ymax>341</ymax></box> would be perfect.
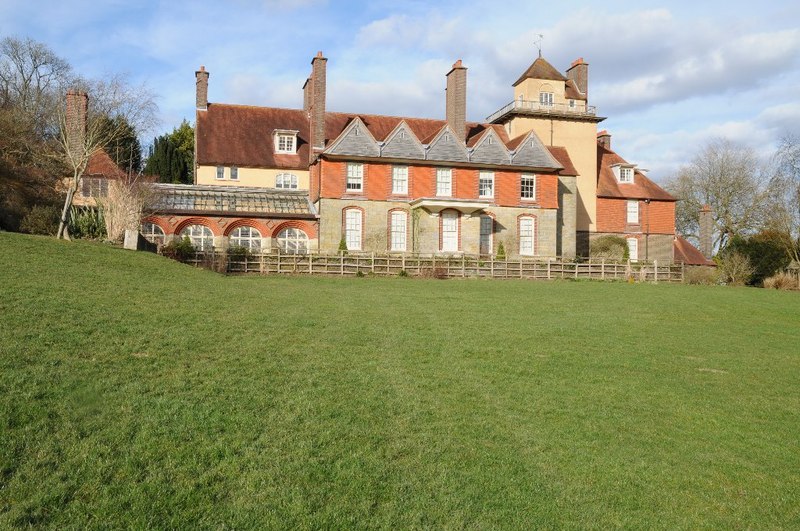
<box><xmin>513</xmin><ymin>56</ymin><xmax>567</xmax><ymax>87</ymax></box>
<box><xmin>150</xmin><ymin>183</ymin><xmax>317</xmax><ymax>218</ymax></box>
<box><xmin>85</xmin><ymin>149</ymin><xmax>127</xmax><ymax>179</ymax></box>
<box><xmin>674</xmin><ymin>236</ymin><xmax>715</xmax><ymax>266</ymax></box>
<box><xmin>547</xmin><ymin>146</ymin><xmax>578</xmax><ymax>176</ymax></box>
<box><xmin>596</xmin><ymin>144</ymin><xmax>675</xmax><ymax>201</ymax></box>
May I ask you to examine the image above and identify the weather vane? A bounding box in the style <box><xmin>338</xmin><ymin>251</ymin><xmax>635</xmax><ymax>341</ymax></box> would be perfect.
<box><xmin>535</xmin><ymin>34</ymin><xmax>544</xmax><ymax>58</ymax></box>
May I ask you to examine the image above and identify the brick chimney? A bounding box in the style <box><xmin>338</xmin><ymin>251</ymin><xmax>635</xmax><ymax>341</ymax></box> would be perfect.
<box><xmin>196</xmin><ymin>66</ymin><xmax>209</xmax><ymax>110</ymax></box>
<box><xmin>308</xmin><ymin>52</ymin><xmax>327</xmax><ymax>161</ymax></box>
<box><xmin>699</xmin><ymin>204</ymin><xmax>713</xmax><ymax>258</ymax></box>
<box><xmin>446</xmin><ymin>59</ymin><xmax>467</xmax><ymax>140</ymax></box>
<box><xmin>302</xmin><ymin>76</ymin><xmax>312</xmax><ymax>111</ymax></box>
<box><xmin>566</xmin><ymin>57</ymin><xmax>588</xmax><ymax>101</ymax></box>
<box><xmin>597</xmin><ymin>130</ymin><xmax>611</xmax><ymax>150</ymax></box>
<box><xmin>65</xmin><ymin>90</ymin><xmax>88</xmax><ymax>160</ymax></box>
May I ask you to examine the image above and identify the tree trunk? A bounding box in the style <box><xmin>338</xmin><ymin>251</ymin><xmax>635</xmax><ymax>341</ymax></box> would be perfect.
<box><xmin>57</xmin><ymin>187</ymin><xmax>75</xmax><ymax>240</ymax></box>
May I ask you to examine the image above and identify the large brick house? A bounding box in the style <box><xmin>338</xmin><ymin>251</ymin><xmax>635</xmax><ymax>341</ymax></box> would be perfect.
<box><xmin>141</xmin><ymin>51</ymin><xmax>703</xmax><ymax>263</ymax></box>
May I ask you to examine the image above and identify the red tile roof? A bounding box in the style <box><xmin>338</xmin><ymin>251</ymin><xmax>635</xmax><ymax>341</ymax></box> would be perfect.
<box><xmin>513</xmin><ymin>56</ymin><xmax>567</xmax><ymax>87</ymax></box>
<box><xmin>674</xmin><ymin>236</ymin><xmax>715</xmax><ymax>266</ymax></box>
<box><xmin>84</xmin><ymin>149</ymin><xmax>127</xmax><ymax>179</ymax></box>
<box><xmin>596</xmin><ymin>144</ymin><xmax>675</xmax><ymax>201</ymax></box>
<box><xmin>547</xmin><ymin>146</ymin><xmax>578</xmax><ymax>176</ymax></box>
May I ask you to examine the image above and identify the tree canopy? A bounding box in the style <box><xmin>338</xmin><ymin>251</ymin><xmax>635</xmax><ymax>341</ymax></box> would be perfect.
<box><xmin>143</xmin><ymin>119</ymin><xmax>194</xmax><ymax>184</ymax></box>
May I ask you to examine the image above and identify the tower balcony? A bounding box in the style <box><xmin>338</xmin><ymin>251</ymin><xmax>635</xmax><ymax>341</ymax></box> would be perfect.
<box><xmin>486</xmin><ymin>99</ymin><xmax>603</xmax><ymax>124</ymax></box>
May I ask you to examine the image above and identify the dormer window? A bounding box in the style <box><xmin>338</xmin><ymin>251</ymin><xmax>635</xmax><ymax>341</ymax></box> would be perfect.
<box><xmin>274</xmin><ymin>129</ymin><xmax>299</xmax><ymax>154</ymax></box>
<box><xmin>612</xmin><ymin>164</ymin><xmax>635</xmax><ymax>184</ymax></box>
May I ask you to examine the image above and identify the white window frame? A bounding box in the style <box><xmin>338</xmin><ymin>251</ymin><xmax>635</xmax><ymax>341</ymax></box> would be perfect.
<box><xmin>216</xmin><ymin>166</ymin><xmax>224</xmax><ymax>180</ymax></box>
<box><xmin>140</xmin><ymin>222</ymin><xmax>165</xmax><ymax>246</ymax></box>
<box><xmin>277</xmin><ymin>227</ymin><xmax>308</xmax><ymax>254</ymax></box>
<box><xmin>392</xmin><ymin>166</ymin><xmax>408</xmax><ymax>195</ymax></box>
<box><xmin>344</xmin><ymin>208</ymin><xmax>362</xmax><ymax>251</ymax></box>
<box><xmin>627</xmin><ymin>200</ymin><xmax>639</xmax><ymax>224</ymax></box>
<box><xmin>390</xmin><ymin>211</ymin><xmax>407</xmax><ymax>252</ymax></box>
<box><xmin>229</xmin><ymin>226</ymin><xmax>261</xmax><ymax>251</ymax></box>
<box><xmin>519</xmin><ymin>216</ymin><xmax>535</xmax><ymax>256</ymax></box>
<box><xmin>479</xmin><ymin>215</ymin><xmax>493</xmax><ymax>255</ymax></box>
<box><xmin>440</xmin><ymin>210</ymin><xmax>458</xmax><ymax>252</ymax></box>
<box><xmin>276</xmin><ymin>173</ymin><xmax>298</xmax><ymax>189</ymax></box>
<box><xmin>274</xmin><ymin>132</ymin><xmax>297</xmax><ymax>154</ymax></box>
<box><xmin>619</xmin><ymin>166</ymin><xmax>634</xmax><ymax>184</ymax></box>
<box><xmin>521</xmin><ymin>174</ymin><xmax>536</xmax><ymax>201</ymax></box>
<box><xmin>180</xmin><ymin>224</ymin><xmax>213</xmax><ymax>251</ymax></box>
<box><xmin>479</xmin><ymin>171</ymin><xmax>494</xmax><ymax>199</ymax></box>
<box><xmin>539</xmin><ymin>92</ymin><xmax>554</xmax><ymax>107</ymax></box>
<box><xmin>627</xmin><ymin>237</ymin><xmax>639</xmax><ymax>261</ymax></box>
<box><xmin>346</xmin><ymin>163</ymin><xmax>364</xmax><ymax>193</ymax></box>
<box><xmin>436</xmin><ymin>168</ymin><xmax>452</xmax><ymax>197</ymax></box>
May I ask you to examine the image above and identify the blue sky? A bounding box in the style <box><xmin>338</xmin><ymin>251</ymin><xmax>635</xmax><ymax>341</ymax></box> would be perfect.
<box><xmin>2</xmin><ymin>0</ymin><xmax>799</xmax><ymax>180</ymax></box>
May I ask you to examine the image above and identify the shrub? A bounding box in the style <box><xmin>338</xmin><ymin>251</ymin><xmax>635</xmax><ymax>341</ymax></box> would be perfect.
<box><xmin>162</xmin><ymin>236</ymin><xmax>195</xmax><ymax>262</ymax></box>
<box><xmin>591</xmin><ymin>235</ymin><xmax>629</xmax><ymax>261</ymax></box>
<box><xmin>685</xmin><ymin>266</ymin><xmax>718</xmax><ymax>285</ymax></box>
<box><xmin>227</xmin><ymin>245</ymin><xmax>253</xmax><ymax>260</ymax></box>
<box><xmin>496</xmin><ymin>242</ymin><xmax>506</xmax><ymax>260</ymax></box>
<box><xmin>68</xmin><ymin>206</ymin><xmax>106</xmax><ymax>240</ymax></box>
<box><xmin>716</xmin><ymin>251</ymin><xmax>754</xmax><ymax>286</ymax></box>
<box><xmin>338</xmin><ymin>237</ymin><xmax>348</xmax><ymax>255</ymax></box>
<box><xmin>763</xmin><ymin>272</ymin><xmax>798</xmax><ymax>290</ymax></box>
<box><xmin>726</xmin><ymin>232</ymin><xmax>790</xmax><ymax>286</ymax></box>
<box><xmin>398</xmin><ymin>269</ymin><xmax>409</xmax><ymax>277</ymax></box>
<box><xmin>20</xmin><ymin>205</ymin><xmax>60</xmax><ymax>236</ymax></box>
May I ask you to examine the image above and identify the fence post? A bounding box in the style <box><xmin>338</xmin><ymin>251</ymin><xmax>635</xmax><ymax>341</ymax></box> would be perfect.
<box><xmin>309</xmin><ymin>253</ymin><xmax>313</xmax><ymax>274</ymax></box>
<box><xmin>520</xmin><ymin>259</ymin><xmax>523</xmax><ymax>279</ymax></box>
<box><xmin>402</xmin><ymin>254</ymin><xmax>405</xmax><ymax>273</ymax></box>
<box><xmin>601</xmin><ymin>259</ymin><xmax>605</xmax><ymax>280</ymax></box>
<box><xmin>260</xmin><ymin>253</ymin><xmax>265</xmax><ymax>274</ymax></box>
<box><xmin>575</xmin><ymin>262</ymin><xmax>579</xmax><ymax>279</ymax></box>
<box><xmin>490</xmin><ymin>256</ymin><xmax>494</xmax><ymax>278</ymax></box>
<box><xmin>340</xmin><ymin>251</ymin><xmax>344</xmax><ymax>276</ymax></box>
<box><xmin>547</xmin><ymin>258</ymin><xmax>551</xmax><ymax>280</ymax></box>
<box><xmin>277</xmin><ymin>250</ymin><xmax>281</xmax><ymax>274</ymax></box>
<box><xmin>654</xmin><ymin>260</ymin><xmax>658</xmax><ymax>283</ymax></box>
<box><xmin>462</xmin><ymin>254</ymin><xmax>466</xmax><ymax>278</ymax></box>
<box><xmin>681</xmin><ymin>261</ymin><xmax>685</xmax><ymax>283</ymax></box>
<box><xmin>371</xmin><ymin>252</ymin><xmax>375</xmax><ymax>274</ymax></box>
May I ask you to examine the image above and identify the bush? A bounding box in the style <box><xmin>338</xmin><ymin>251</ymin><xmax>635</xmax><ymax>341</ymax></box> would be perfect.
<box><xmin>496</xmin><ymin>242</ymin><xmax>506</xmax><ymax>260</ymax></box>
<box><xmin>716</xmin><ymin>251</ymin><xmax>754</xmax><ymax>286</ymax></box>
<box><xmin>398</xmin><ymin>269</ymin><xmax>409</xmax><ymax>277</ymax></box>
<box><xmin>684</xmin><ymin>266</ymin><xmax>718</xmax><ymax>285</ymax></box>
<box><xmin>68</xmin><ymin>206</ymin><xmax>106</xmax><ymax>240</ymax></box>
<box><xmin>591</xmin><ymin>235</ymin><xmax>630</xmax><ymax>261</ymax></box>
<box><xmin>162</xmin><ymin>236</ymin><xmax>195</xmax><ymax>262</ymax></box>
<box><xmin>227</xmin><ymin>245</ymin><xmax>253</xmax><ymax>260</ymax></box>
<box><xmin>20</xmin><ymin>205</ymin><xmax>60</xmax><ymax>236</ymax></box>
<box><xmin>726</xmin><ymin>232</ymin><xmax>790</xmax><ymax>286</ymax></box>
<box><xmin>763</xmin><ymin>272</ymin><xmax>798</xmax><ymax>290</ymax></box>
<box><xmin>338</xmin><ymin>237</ymin><xmax>348</xmax><ymax>255</ymax></box>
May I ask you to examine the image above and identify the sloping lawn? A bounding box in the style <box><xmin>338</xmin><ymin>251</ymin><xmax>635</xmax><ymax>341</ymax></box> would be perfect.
<box><xmin>1</xmin><ymin>231</ymin><xmax>798</xmax><ymax>528</ymax></box>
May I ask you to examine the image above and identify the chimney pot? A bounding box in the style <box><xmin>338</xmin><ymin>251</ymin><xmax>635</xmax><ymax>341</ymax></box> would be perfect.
<box><xmin>597</xmin><ymin>130</ymin><xmax>611</xmax><ymax>150</ymax></box>
<box><xmin>566</xmin><ymin>57</ymin><xmax>589</xmax><ymax>101</ymax></box>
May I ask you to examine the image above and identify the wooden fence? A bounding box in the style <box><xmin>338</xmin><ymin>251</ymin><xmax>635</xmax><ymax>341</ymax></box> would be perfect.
<box><xmin>177</xmin><ymin>251</ymin><xmax>685</xmax><ymax>283</ymax></box>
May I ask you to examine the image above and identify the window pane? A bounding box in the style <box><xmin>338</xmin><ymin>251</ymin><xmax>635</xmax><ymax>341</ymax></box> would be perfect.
<box><xmin>390</xmin><ymin>211</ymin><xmax>407</xmax><ymax>251</ymax></box>
<box><xmin>519</xmin><ymin>217</ymin><xmax>534</xmax><ymax>256</ymax></box>
<box><xmin>479</xmin><ymin>216</ymin><xmax>493</xmax><ymax>255</ymax></box>
<box><xmin>392</xmin><ymin>166</ymin><xmax>408</xmax><ymax>195</ymax></box>
<box><xmin>627</xmin><ymin>200</ymin><xmax>639</xmax><ymax>223</ymax></box>
<box><xmin>436</xmin><ymin>168</ymin><xmax>452</xmax><ymax>197</ymax></box>
<box><xmin>479</xmin><ymin>171</ymin><xmax>494</xmax><ymax>198</ymax></box>
<box><xmin>521</xmin><ymin>175</ymin><xmax>536</xmax><ymax>199</ymax></box>
<box><xmin>345</xmin><ymin>209</ymin><xmax>362</xmax><ymax>250</ymax></box>
<box><xmin>347</xmin><ymin>163</ymin><xmax>363</xmax><ymax>192</ymax></box>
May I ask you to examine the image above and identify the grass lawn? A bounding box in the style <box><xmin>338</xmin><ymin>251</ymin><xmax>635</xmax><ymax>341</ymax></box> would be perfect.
<box><xmin>1</xmin><ymin>231</ymin><xmax>799</xmax><ymax>528</ymax></box>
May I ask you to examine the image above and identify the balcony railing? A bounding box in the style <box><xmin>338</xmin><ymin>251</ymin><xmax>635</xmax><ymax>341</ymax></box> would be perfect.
<box><xmin>486</xmin><ymin>99</ymin><xmax>598</xmax><ymax>123</ymax></box>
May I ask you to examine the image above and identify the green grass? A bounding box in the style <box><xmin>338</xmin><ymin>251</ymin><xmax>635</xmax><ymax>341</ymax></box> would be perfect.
<box><xmin>1</xmin><ymin>231</ymin><xmax>799</xmax><ymax>529</ymax></box>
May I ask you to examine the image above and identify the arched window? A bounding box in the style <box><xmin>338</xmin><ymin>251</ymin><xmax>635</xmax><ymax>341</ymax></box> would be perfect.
<box><xmin>277</xmin><ymin>227</ymin><xmax>308</xmax><ymax>254</ymax></box>
<box><xmin>344</xmin><ymin>208</ymin><xmax>362</xmax><ymax>251</ymax></box>
<box><xmin>180</xmin><ymin>224</ymin><xmax>214</xmax><ymax>251</ymax></box>
<box><xmin>141</xmin><ymin>222</ymin><xmax>165</xmax><ymax>245</ymax></box>
<box><xmin>229</xmin><ymin>226</ymin><xmax>261</xmax><ymax>251</ymax></box>
<box><xmin>276</xmin><ymin>173</ymin><xmax>298</xmax><ymax>189</ymax></box>
<box><xmin>389</xmin><ymin>210</ymin><xmax>407</xmax><ymax>252</ymax></box>
<box><xmin>519</xmin><ymin>216</ymin><xmax>535</xmax><ymax>256</ymax></box>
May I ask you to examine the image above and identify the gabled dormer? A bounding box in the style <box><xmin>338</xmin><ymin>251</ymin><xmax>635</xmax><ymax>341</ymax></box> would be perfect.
<box><xmin>510</xmin><ymin>131</ymin><xmax>562</xmax><ymax>170</ymax></box>
<box><xmin>324</xmin><ymin>116</ymin><xmax>380</xmax><ymax>157</ymax></box>
<box><xmin>273</xmin><ymin>129</ymin><xmax>299</xmax><ymax>155</ymax></box>
<box><xmin>425</xmin><ymin>125</ymin><xmax>468</xmax><ymax>162</ymax></box>
<box><xmin>381</xmin><ymin>121</ymin><xmax>425</xmax><ymax>160</ymax></box>
<box><xmin>469</xmin><ymin>128</ymin><xmax>510</xmax><ymax>165</ymax></box>
<box><xmin>611</xmin><ymin>163</ymin><xmax>636</xmax><ymax>184</ymax></box>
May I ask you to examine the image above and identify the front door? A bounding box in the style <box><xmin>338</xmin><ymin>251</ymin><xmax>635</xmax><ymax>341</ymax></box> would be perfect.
<box><xmin>441</xmin><ymin>211</ymin><xmax>458</xmax><ymax>252</ymax></box>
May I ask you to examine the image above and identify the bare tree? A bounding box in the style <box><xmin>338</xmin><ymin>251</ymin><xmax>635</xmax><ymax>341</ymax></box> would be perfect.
<box><xmin>665</xmin><ymin>138</ymin><xmax>770</xmax><ymax>251</ymax></box>
<box><xmin>100</xmin><ymin>178</ymin><xmax>157</xmax><ymax>242</ymax></box>
<box><xmin>765</xmin><ymin>134</ymin><xmax>800</xmax><ymax>264</ymax></box>
<box><xmin>54</xmin><ymin>74</ymin><xmax>158</xmax><ymax>239</ymax></box>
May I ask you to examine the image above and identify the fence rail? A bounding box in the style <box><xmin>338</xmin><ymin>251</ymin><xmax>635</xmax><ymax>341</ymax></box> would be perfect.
<box><xmin>174</xmin><ymin>251</ymin><xmax>685</xmax><ymax>283</ymax></box>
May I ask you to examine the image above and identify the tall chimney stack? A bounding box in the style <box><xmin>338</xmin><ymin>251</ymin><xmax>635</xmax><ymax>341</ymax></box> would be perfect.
<box><xmin>309</xmin><ymin>51</ymin><xmax>327</xmax><ymax>162</ymax></box>
<box><xmin>65</xmin><ymin>90</ymin><xmax>88</xmax><ymax>160</ymax></box>
<box><xmin>445</xmin><ymin>59</ymin><xmax>467</xmax><ymax>141</ymax></box>
<box><xmin>196</xmin><ymin>66</ymin><xmax>209</xmax><ymax>110</ymax></box>
<box><xmin>566</xmin><ymin>57</ymin><xmax>588</xmax><ymax>101</ymax></box>
<box><xmin>303</xmin><ymin>77</ymin><xmax>312</xmax><ymax>111</ymax></box>
<box><xmin>699</xmin><ymin>205</ymin><xmax>713</xmax><ymax>258</ymax></box>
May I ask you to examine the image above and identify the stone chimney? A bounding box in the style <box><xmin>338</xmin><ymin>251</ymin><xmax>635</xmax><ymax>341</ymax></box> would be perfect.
<box><xmin>699</xmin><ymin>204</ymin><xmax>713</xmax><ymax>258</ymax></box>
<box><xmin>309</xmin><ymin>51</ymin><xmax>327</xmax><ymax>161</ymax></box>
<box><xmin>566</xmin><ymin>57</ymin><xmax>588</xmax><ymax>101</ymax></box>
<box><xmin>597</xmin><ymin>130</ymin><xmax>611</xmax><ymax>150</ymax></box>
<box><xmin>65</xmin><ymin>90</ymin><xmax>88</xmax><ymax>160</ymax></box>
<box><xmin>196</xmin><ymin>66</ymin><xmax>209</xmax><ymax>110</ymax></box>
<box><xmin>445</xmin><ymin>59</ymin><xmax>467</xmax><ymax>140</ymax></box>
<box><xmin>303</xmin><ymin>77</ymin><xmax>312</xmax><ymax>111</ymax></box>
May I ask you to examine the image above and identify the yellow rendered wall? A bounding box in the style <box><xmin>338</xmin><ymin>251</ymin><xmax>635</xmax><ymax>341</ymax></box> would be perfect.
<box><xmin>507</xmin><ymin>116</ymin><xmax>597</xmax><ymax>232</ymax></box>
<box><xmin>196</xmin><ymin>166</ymin><xmax>309</xmax><ymax>189</ymax></box>
<box><xmin>513</xmin><ymin>79</ymin><xmax>588</xmax><ymax>111</ymax></box>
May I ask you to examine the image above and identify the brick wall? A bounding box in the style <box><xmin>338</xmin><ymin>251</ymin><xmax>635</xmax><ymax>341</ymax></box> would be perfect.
<box><xmin>596</xmin><ymin>197</ymin><xmax>675</xmax><ymax>234</ymax></box>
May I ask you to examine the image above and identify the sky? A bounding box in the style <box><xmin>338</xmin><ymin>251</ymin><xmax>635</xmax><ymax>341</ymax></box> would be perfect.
<box><xmin>2</xmin><ymin>0</ymin><xmax>799</xmax><ymax>181</ymax></box>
